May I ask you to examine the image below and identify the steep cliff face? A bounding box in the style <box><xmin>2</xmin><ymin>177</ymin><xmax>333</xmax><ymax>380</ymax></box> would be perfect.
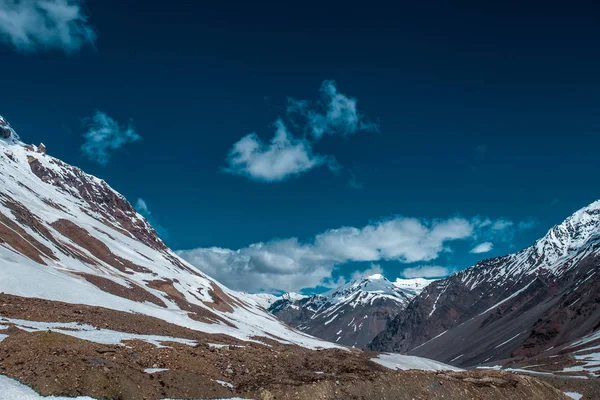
<box><xmin>270</xmin><ymin>275</ymin><xmax>434</xmax><ymax>348</ymax></box>
<box><xmin>369</xmin><ymin>201</ymin><xmax>600</xmax><ymax>371</ymax></box>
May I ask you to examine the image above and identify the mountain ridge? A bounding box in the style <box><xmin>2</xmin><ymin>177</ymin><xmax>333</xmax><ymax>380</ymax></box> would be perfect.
<box><xmin>269</xmin><ymin>274</ymin><xmax>434</xmax><ymax>347</ymax></box>
<box><xmin>369</xmin><ymin>200</ymin><xmax>600</xmax><ymax>376</ymax></box>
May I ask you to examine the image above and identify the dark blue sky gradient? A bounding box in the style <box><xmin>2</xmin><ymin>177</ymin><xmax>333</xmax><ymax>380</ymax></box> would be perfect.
<box><xmin>1</xmin><ymin>0</ymin><xmax>599</xmax><ymax>287</ymax></box>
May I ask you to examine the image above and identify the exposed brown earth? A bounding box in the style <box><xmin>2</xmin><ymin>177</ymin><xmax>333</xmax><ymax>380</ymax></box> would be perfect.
<box><xmin>0</xmin><ymin>294</ymin><xmax>237</xmax><ymax>342</ymax></box>
<box><xmin>51</xmin><ymin>218</ymin><xmax>152</xmax><ymax>274</ymax></box>
<box><xmin>144</xmin><ymin>279</ymin><xmax>234</xmax><ymax>326</ymax></box>
<box><xmin>0</xmin><ymin>294</ymin><xmax>573</xmax><ymax>400</ymax></box>
<box><xmin>27</xmin><ymin>154</ymin><xmax>166</xmax><ymax>252</ymax></box>
<box><xmin>0</xmin><ymin>210</ymin><xmax>53</xmax><ymax>264</ymax></box>
<box><xmin>76</xmin><ymin>273</ymin><xmax>168</xmax><ymax>308</ymax></box>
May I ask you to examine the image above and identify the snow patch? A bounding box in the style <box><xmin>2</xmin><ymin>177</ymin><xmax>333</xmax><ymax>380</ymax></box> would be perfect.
<box><xmin>370</xmin><ymin>353</ymin><xmax>463</xmax><ymax>372</ymax></box>
<box><xmin>144</xmin><ymin>368</ymin><xmax>169</xmax><ymax>374</ymax></box>
<box><xmin>564</xmin><ymin>392</ymin><xmax>583</xmax><ymax>400</ymax></box>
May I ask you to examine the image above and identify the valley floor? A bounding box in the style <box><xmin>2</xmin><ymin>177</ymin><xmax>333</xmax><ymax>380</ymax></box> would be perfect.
<box><xmin>0</xmin><ymin>294</ymin><xmax>582</xmax><ymax>400</ymax></box>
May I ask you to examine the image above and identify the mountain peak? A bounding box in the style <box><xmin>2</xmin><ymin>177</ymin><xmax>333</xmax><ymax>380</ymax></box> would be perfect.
<box><xmin>0</xmin><ymin>115</ymin><xmax>19</xmax><ymax>142</ymax></box>
<box><xmin>528</xmin><ymin>199</ymin><xmax>600</xmax><ymax>275</ymax></box>
<box><xmin>393</xmin><ymin>277</ymin><xmax>436</xmax><ymax>296</ymax></box>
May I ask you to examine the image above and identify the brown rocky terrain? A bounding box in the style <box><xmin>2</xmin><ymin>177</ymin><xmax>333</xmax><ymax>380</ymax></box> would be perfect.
<box><xmin>0</xmin><ymin>294</ymin><xmax>571</xmax><ymax>400</ymax></box>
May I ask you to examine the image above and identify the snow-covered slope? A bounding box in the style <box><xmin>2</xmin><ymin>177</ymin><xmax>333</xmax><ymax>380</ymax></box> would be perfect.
<box><xmin>393</xmin><ymin>277</ymin><xmax>435</xmax><ymax>297</ymax></box>
<box><xmin>370</xmin><ymin>201</ymin><xmax>600</xmax><ymax>368</ymax></box>
<box><xmin>241</xmin><ymin>292</ymin><xmax>279</xmax><ymax>309</ymax></box>
<box><xmin>270</xmin><ymin>274</ymin><xmax>434</xmax><ymax>348</ymax></box>
<box><xmin>0</xmin><ymin>116</ymin><xmax>337</xmax><ymax>350</ymax></box>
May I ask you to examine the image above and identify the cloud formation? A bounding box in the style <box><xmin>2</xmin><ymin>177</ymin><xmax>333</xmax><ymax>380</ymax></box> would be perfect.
<box><xmin>517</xmin><ymin>219</ymin><xmax>537</xmax><ymax>230</ymax></box>
<box><xmin>225</xmin><ymin>80</ymin><xmax>375</xmax><ymax>182</ymax></box>
<box><xmin>0</xmin><ymin>0</ymin><xmax>95</xmax><ymax>53</ymax></box>
<box><xmin>401</xmin><ymin>265</ymin><xmax>450</xmax><ymax>279</ymax></box>
<box><xmin>178</xmin><ymin>215</ymin><xmax>509</xmax><ymax>293</ymax></box>
<box><xmin>81</xmin><ymin>111</ymin><xmax>141</xmax><ymax>166</ymax></box>
<box><xmin>287</xmin><ymin>80</ymin><xmax>379</xmax><ymax>140</ymax></box>
<box><xmin>225</xmin><ymin>119</ymin><xmax>332</xmax><ymax>182</ymax></box>
<box><xmin>470</xmin><ymin>241</ymin><xmax>493</xmax><ymax>254</ymax></box>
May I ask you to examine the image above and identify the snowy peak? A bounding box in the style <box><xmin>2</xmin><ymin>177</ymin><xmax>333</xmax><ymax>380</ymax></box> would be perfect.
<box><xmin>370</xmin><ymin>199</ymin><xmax>600</xmax><ymax>366</ymax></box>
<box><xmin>459</xmin><ymin>199</ymin><xmax>600</xmax><ymax>291</ymax></box>
<box><xmin>532</xmin><ymin>200</ymin><xmax>600</xmax><ymax>268</ymax></box>
<box><xmin>242</xmin><ymin>292</ymin><xmax>279</xmax><ymax>309</ymax></box>
<box><xmin>282</xmin><ymin>291</ymin><xmax>309</xmax><ymax>301</ymax></box>
<box><xmin>0</xmin><ymin>115</ymin><xmax>19</xmax><ymax>142</ymax></box>
<box><xmin>393</xmin><ymin>278</ymin><xmax>436</xmax><ymax>296</ymax></box>
<box><xmin>328</xmin><ymin>274</ymin><xmax>413</xmax><ymax>305</ymax></box>
<box><xmin>268</xmin><ymin>274</ymin><xmax>425</xmax><ymax>348</ymax></box>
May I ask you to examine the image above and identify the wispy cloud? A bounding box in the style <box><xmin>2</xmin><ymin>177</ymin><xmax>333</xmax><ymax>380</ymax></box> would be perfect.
<box><xmin>0</xmin><ymin>0</ymin><xmax>95</xmax><ymax>53</ymax></box>
<box><xmin>225</xmin><ymin>80</ymin><xmax>375</xmax><ymax>182</ymax></box>
<box><xmin>225</xmin><ymin>119</ymin><xmax>333</xmax><ymax>182</ymax></box>
<box><xmin>81</xmin><ymin>111</ymin><xmax>141</xmax><ymax>166</ymax></box>
<box><xmin>178</xmin><ymin>215</ymin><xmax>510</xmax><ymax>293</ymax></box>
<box><xmin>287</xmin><ymin>80</ymin><xmax>379</xmax><ymax>140</ymax></box>
<box><xmin>517</xmin><ymin>219</ymin><xmax>537</xmax><ymax>230</ymax></box>
<box><xmin>347</xmin><ymin>174</ymin><xmax>364</xmax><ymax>190</ymax></box>
<box><xmin>470</xmin><ymin>241</ymin><xmax>493</xmax><ymax>254</ymax></box>
<box><xmin>472</xmin><ymin>216</ymin><xmax>534</xmax><ymax>244</ymax></box>
<box><xmin>401</xmin><ymin>265</ymin><xmax>450</xmax><ymax>279</ymax></box>
<box><xmin>135</xmin><ymin>198</ymin><xmax>168</xmax><ymax>240</ymax></box>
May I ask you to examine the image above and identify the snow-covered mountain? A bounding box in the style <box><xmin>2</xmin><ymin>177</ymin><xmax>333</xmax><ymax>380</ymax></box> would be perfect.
<box><xmin>243</xmin><ymin>292</ymin><xmax>309</xmax><ymax>310</ymax></box>
<box><xmin>0</xmin><ymin>116</ymin><xmax>333</xmax><ymax>349</ymax></box>
<box><xmin>392</xmin><ymin>277</ymin><xmax>435</xmax><ymax>297</ymax></box>
<box><xmin>270</xmin><ymin>274</ymin><xmax>434</xmax><ymax>348</ymax></box>
<box><xmin>370</xmin><ymin>201</ymin><xmax>600</xmax><ymax>373</ymax></box>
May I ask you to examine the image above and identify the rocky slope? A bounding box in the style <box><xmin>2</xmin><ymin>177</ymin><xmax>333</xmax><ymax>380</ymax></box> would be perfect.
<box><xmin>269</xmin><ymin>274</ymin><xmax>433</xmax><ymax>348</ymax></box>
<box><xmin>369</xmin><ymin>201</ymin><xmax>600</xmax><ymax>375</ymax></box>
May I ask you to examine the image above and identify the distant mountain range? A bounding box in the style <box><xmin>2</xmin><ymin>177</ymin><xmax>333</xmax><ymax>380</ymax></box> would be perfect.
<box><xmin>369</xmin><ymin>200</ymin><xmax>600</xmax><ymax>377</ymax></box>
<box><xmin>263</xmin><ymin>275</ymin><xmax>434</xmax><ymax>348</ymax></box>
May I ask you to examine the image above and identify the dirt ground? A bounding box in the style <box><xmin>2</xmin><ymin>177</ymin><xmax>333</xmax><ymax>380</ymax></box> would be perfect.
<box><xmin>0</xmin><ymin>293</ymin><xmax>584</xmax><ymax>400</ymax></box>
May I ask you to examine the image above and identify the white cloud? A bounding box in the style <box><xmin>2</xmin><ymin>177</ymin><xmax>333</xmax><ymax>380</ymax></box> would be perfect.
<box><xmin>491</xmin><ymin>219</ymin><xmax>513</xmax><ymax>231</ymax></box>
<box><xmin>81</xmin><ymin>111</ymin><xmax>141</xmax><ymax>166</ymax></box>
<box><xmin>348</xmin><ymin>264</ymin><xmax>384</xmax><ymax>282</ymax></box>
<box><xmin>472</xmin><ymin>217</ymin><xmax>536</xmax><ymax>244</ymax></box>
<box><xmin>178</xmin><ymin>215</ymin><xmax>505</xmax><ymax>293</ymax></box>
<box><xmin>470</xmin><ymin>241</ymin><xmax>493</xmax><ymax>254</ymax></box>
<box><xmin>401</xmin><ymin>266</ymin><xmax>450</xmax><ymax>279</ymax></box>
<box><xmin>0</xmin><ymin>0</ymin><xmax>95</xmax><ymax>53</ymax></box>
<box><xmin>288</xmin><ymin>80</ymin><xmax>379</xmax><ymax>139</ymax></box>
<box><xmin>225</xmin><ymin>119</ymin><xmax>331</xmax><ymax>182</ymax></box>
<box><xmin>135</xmin><ymin>198</ymin><xmax>148</xmax><ymax>214</ymax></box>
<box><xmin>225</xmin><ymin>80</ymin><xmax>376</xmax><ymax>182</ymax></box>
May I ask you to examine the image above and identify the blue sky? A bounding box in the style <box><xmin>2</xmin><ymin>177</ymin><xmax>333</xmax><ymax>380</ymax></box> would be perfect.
<box><xmin>1</xmin><ymin>0</ymin><xmax>599</xmax><ymax>293</ymax></box>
